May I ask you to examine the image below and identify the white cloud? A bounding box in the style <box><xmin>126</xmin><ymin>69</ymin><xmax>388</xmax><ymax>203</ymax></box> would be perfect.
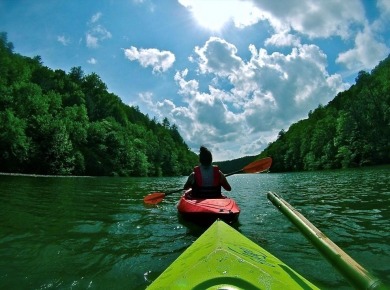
<box><xmin>124</xmin><ymin>46</ymin><xmax>175</xmax><ymax>73</ymax></box>
<box><xmin>195</xmin><ymin>37</ymin><xmax>243</xmax><ymax>77</ymax></box>
<box><xmin>251</xmin><ymin>0</ymin><xmax>365</xmax><ymax>39</ymax></box>
<box><xmin>265</xmin><ymin>31</ymin><xmax>301</xmax><ymax>47</ymax></box>
<box><xmin>174</xmin><ymin>69</ymin><xmax>199</xmax><ymax>96</ymax></box>
<box><xmin>86</xmin><ymin>34</ymin><xmax>99</xmax><ymax>48</ymax></box>
<box><xmin>87</xmin><ymin>58</ymin><xmax>97</xmax><ymax>64</ymax></box>
<box><xmin>336</xmin><ymin>25</ymin><xmax>389</xmax><ymax>71</ymax></box>
<box><xmin>141</xmin><ymin>37</ymin><xmax>348</xmax><ymax>160</ymax></box>
<box><xmin>86</xmin><ymin>14</ymin><xmax>112</xmax><ymax>48</ymax></box>
<box><xmin>57</xmin><ymin>35</ymin><xmax>70</xmax><ymax>46</ymax></box>
<box><xmin>90</xmin><ymin>12</ymin><xmax>102</xmax><ymax>23</ymax></box>
<box><xmin>249</xmin><ymin>0</ymin><xmax>389</xmax><ymax>75</ymax></box>
<box><xmin>377</xmin><ymin>0</ymin><xmax>390</xmax><ymax>16</ymax></box>
<box><xmin>178</xmin><ymin>0</ymin><xmax>388</xmax><ymax>77</ymax></box>
<box><xmin>179</xmin><ymin>0</ymin><xmax>365</xmax><ymax>39</ymax></box>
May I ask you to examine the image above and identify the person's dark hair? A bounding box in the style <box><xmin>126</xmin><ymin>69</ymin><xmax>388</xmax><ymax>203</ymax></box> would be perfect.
<box><xmin>199</xmin><ymin>146</ymin><xmax>212</xmax><ymax>166</ymax></box>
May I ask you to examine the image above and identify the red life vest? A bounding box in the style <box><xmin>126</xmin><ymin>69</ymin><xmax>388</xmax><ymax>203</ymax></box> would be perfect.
<box><xmin>192</xmin><ymin>165</ymin><xmax>221</xmax><ymax>197</ymax></box>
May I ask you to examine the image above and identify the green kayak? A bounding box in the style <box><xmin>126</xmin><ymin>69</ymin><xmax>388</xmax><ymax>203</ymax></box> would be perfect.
<box><xmin>147</xmin><ymin>220</ymin><xmax>319</xmax><ymax>289</ymax></box>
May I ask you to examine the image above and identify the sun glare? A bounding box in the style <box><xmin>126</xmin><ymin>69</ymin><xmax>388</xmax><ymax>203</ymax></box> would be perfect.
<box><xmin>188</xmin><ymin>0</ymin><xmax>237</xmax><ymax>31</ymax></box>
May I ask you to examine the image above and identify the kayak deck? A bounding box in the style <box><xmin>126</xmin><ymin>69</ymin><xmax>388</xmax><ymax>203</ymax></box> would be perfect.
<box><xmin>147</xmin><ymin>220</ymin><xmax>319</xmax><ymax>289</ymax></box>
<box><xmin>177</xmin><ymin>191</ymin><xmax>240</xmax><ymax>224</ymax></box>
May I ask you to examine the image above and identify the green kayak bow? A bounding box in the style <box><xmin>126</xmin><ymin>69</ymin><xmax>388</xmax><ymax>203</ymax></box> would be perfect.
<box><xmin>147</xmin><ymin>220</ymin><xmax>319</xmax><ymax>289</ymax></box>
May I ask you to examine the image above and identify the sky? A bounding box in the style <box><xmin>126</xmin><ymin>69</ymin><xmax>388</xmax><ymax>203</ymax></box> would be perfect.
<box><xmin>1</xmin><ymin>0</ymin><xmax>390</xmax><ymax>161</ymax></box>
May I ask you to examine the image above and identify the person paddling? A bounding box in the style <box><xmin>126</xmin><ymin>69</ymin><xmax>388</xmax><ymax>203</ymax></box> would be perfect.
<box><xmin>184</xmin><ymin>146</ymin><xmax>231</xmax><ymax>198</ymax></box>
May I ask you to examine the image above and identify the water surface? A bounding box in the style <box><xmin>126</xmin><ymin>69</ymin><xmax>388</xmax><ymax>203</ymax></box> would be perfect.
<box><xmin>0</xmin><ymin>166</ymin><xmax>389</xmax><ymax>289</ymax></box>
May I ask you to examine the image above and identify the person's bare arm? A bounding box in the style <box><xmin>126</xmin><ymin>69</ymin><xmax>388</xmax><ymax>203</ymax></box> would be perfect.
<box><xmin>184</xmin><ymin>173</ymin><xmax>194</xmax><ymax>189</ymax></box>
<box><xmin>220</xmin><ymin>171</ymin><xmax>231</xmax><ymax>191</ymax></box>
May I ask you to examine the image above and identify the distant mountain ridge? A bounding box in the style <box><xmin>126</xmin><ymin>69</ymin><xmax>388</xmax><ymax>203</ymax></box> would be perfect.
<box><xmin>215</xmin><ymin>155</ymin><xmax>258</xmax><ymax>174</ymax></box>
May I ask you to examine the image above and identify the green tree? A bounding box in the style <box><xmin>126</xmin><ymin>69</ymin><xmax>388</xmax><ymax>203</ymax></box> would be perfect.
<box><xmin>45</xmin><ymin>123</ymin><xmax>75</xmax><ymax>175</ymax></box>
<box><xmin>0</xmin><ymin>109</ymin><xmax>30</xmax><ymax>172</ymax></box>
<box><xmin>0</xmin><ymin>32</ymin><xmax>199</xmax><ymax>176</ymax></box>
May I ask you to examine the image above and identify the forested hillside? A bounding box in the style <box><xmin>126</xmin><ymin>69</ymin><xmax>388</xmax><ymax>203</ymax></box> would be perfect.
<box><xmin>259</xmin><ymin>55</ymin><xmax>390</xmax><ymax>172</ymax></box>
<box><xmin>0</xmin><ymin>32</ymin><xmax>198</xmax><ymax>176</ymax></box>
<box><xmin>1</xmin><ymin>31</ymin><xmax>389</xmax><ymax>176</ymax></box>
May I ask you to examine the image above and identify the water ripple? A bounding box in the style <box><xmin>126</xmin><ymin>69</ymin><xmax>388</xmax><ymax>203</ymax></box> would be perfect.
<box><xmin>1</xmin><ymin>167</ymin><xmax>389</xmax><ymax>289</ymax></box>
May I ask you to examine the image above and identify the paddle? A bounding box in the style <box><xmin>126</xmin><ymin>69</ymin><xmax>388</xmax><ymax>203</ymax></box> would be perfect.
<box><xmin>143</xmin><ymin>156</ymin><xmax>272</xmax><ymax>205</ymax></box>
<box><xmin>143</xmin><ymin>189</ymin><xmax>183</xmax><ymax>205</ymax></box>
<box><xmin>224</xmin><ymin>156</ymin><xmax>272</xmax><ymax>177</ymax></box>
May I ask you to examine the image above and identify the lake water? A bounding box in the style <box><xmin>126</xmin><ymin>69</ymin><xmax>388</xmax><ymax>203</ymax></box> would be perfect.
<box><xmin>0</xmin><ymin>166</ymin><xmax>389</xmax><ymax>289</ymax></box>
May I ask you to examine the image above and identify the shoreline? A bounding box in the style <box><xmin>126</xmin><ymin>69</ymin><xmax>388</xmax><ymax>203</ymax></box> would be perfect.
<box><xmin>0</xmin><ymin>172</ymin><xmax>94</xmax><ymax>178</ymax></box>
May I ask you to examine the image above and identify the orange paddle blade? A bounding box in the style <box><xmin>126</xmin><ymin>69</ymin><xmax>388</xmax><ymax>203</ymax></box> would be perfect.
<box><xmin>242</xmin><ymin>157</ymin><xmax>272</xmax><ymax>173</ymax></box>
<box><xmin>143</xmin><ymin>192</ymin><xmax>166</xmax><ymax>205</ymax></box>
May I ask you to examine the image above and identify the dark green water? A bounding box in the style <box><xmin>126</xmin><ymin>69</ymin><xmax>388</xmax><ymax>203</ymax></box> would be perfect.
<box><xmin>0</xmin><ymin>166</ymin><xmax>389</xmax><ymax>289</ymax></box>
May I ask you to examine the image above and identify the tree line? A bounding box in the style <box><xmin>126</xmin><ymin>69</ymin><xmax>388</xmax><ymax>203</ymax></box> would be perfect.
<box><xmin>0</xmin><ymin>32</ymin><xmax>198</xmax><ymax>176</ymax></box>
<box><xmin>258</xmin><ymin>55</ymin><xmax>390</xmax><ymax>172</ymax></box>
<box><xmin>1</xmin><ymin>31</ymin><xmax>388</xmax><ymax>176</ymax></box>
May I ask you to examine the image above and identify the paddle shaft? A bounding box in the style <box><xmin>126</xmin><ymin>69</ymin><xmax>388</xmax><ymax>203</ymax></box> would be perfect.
<box><xmin>161</xmin><ymin>188</ymin><xmax>182</xmax><ymax>197</ymax></box>
<box><xmin>224</xmin><ymin>169</ymin><xmax>243</xmax><ymax>177</ymax></box>
<box><xmin>267</xmin><ymin>192</ymin><xmax>386</xmax><ymax>290</ymax></box>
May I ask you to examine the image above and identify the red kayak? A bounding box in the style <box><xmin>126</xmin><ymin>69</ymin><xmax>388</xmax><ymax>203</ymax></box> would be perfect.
<box><xmin>177</xmin><ymin>190</ymin><xmax>240</xmax><ymax>224</ymax></box>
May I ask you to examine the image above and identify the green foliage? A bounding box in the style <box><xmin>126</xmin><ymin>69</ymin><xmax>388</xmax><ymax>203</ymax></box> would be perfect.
<box><xmin>0</xmin><ymin>109</ymin><xmax>29</xmax><ymax>171</ymax></box>
<box><xmin>0</xmin><ymin>32</ymin><xmax>197</xmax><ymax>176</ymax></box>
<box><xmin>260</xmin><ymin>55</ymin><xmax>390</xmax><ymax>171</ymax></box>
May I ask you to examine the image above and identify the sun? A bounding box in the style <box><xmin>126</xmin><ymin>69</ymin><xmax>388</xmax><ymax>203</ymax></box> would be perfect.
<box><xmin>183</xmin><ymin>0</ymin><xmax>238</xmax><ymax>31</ymax></box>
